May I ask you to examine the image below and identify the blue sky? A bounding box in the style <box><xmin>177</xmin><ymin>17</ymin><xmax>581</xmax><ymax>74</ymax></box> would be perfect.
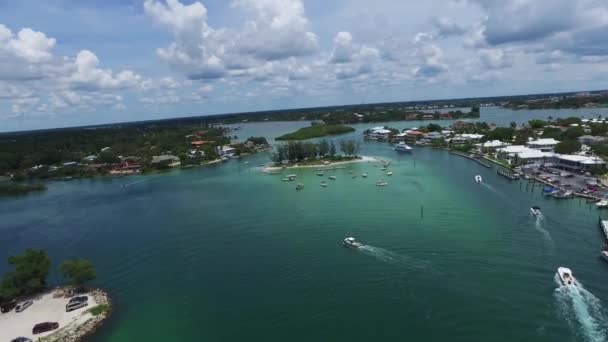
<box><xmin>1</xmin><ymin>0</ymin><xmax>607</xmax><ymax>132</ymax></box>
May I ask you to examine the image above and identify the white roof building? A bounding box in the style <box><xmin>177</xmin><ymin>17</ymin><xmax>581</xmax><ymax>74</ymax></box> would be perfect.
<box><xmin>526</xmin><ymin>138</ymin><xmax>560</xmax><ymax>151</ymax></box>
<box><xmin>477</xmin><ymin>140</ymin><xmax>508</xmax><ymax>148</ymax></box>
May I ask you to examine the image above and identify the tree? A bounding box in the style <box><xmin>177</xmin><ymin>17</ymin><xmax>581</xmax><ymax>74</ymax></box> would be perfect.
<box><xmin>554</xmin><ymin>139</ymin><xmax>581</xmax><ymax>154</ymax></box>
<box><xmin>59</xmin><ymin>258</ymin><xmax>96</xmax><ymax>290</ymax></box>
<box><xmin>510</xmin><ymin>121</ymin><xmax>517</xmax><ymax>129</ymax></box>
<box><xmin>1</xmin><ymin>249</ymin><xmax>51</xmax><ymax>299</ymax></box>
<box><xmin>542</xmin><ymin>127</ymin><xmax>563</xmax><ymax>140</ymax></box>
<box><xmin>426</xmin><ymin>123</ymin><xmax>442</xmax><ymax>132</ymax></box>
<box><xmin>329</xmin><ymin>141</ymin><xmax>336</xmax><ymax>157</ymax></box>
<box><xmin>528</xmin><ymin>119</ymin><xmax>547</xmax><ymax>129</ymax></box>
<box><xmin>318</xmin><ymin>139</ymin><xmax>329</xmax><ymax>156</ymax></box>
<box><xmin>564</xmin><ymin>126</ymin><xmax>584</xmax><ymax>139</ymax></box>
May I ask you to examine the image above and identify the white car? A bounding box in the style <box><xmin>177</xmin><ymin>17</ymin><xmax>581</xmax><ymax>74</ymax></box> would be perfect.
<box><xmin>15</xmin><ymin>300</ymin><xmax>33</xmax><ymax>313</ymax></box>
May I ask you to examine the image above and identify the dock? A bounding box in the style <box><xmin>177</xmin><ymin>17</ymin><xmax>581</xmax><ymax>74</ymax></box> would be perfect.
<box><xmin>599</xmin><ymin>217</ymin><xmax>608</xmax><ymax>242</ymax></box>
<box><xmin>449</xmin><ymin>151</ymin><xmax>492</xmax><ymax>168</ymax></box>
<box><xmin>497</xmin><ymin>167</ymin><xmax>520</xmax><ymax>180</ymax></box>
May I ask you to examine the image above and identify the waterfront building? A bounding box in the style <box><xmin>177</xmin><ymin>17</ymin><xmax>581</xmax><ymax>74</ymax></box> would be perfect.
<box><xmin>554</xmin><ymin>155</ymin><xmax>605</xmax><ymax>172</ymax></box>
<box><xmin>367</xmin><ymin>127</ymin><xmax>392</xmax><ymax>141</ymax></box>
<box><xmin>578</xmin><ymin>135</ymin><xmax>606</xmax><ymax>145</ymax></box>
<box><xmin>526</xmin><ymin>138</ymin><xmax>559</xmax><ymax>152</ymax></box>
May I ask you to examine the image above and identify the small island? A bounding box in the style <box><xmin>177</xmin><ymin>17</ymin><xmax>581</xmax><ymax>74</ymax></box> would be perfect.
<box><xmin>263</xmin><ymin>138</ymin><xmax>382</xmax><ymax>172</ymax></box>
<box><xmin>0</xmin><ymin>249</ymin><xmax>110</xmax><ymax>342</ymax></box>
<box><xmin>275</xmin><ymin>122</ymin><xmax>355</xmax><ymax>141</ymax></box>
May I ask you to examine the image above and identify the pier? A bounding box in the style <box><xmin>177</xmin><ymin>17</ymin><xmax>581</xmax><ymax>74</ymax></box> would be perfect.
<box><xmin>449</xmin><ymin>151</ymin><xmax>492</xmax><ymax>168</ymax></box>
<box><xmin>497</xmin><ymin>168</ymin><xmax>520</xmax><ymax>180</ymax></box>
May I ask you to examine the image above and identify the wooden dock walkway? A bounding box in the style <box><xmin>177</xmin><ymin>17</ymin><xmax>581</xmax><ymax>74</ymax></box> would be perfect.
<box><xmin>449</xmin><ymin>151</ymin><xmax>492</xmax><ymax>168</ymax></box>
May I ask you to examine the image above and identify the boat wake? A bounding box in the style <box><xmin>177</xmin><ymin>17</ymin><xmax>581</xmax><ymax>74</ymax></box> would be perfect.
<box><xmin>554</xmin><ymin>275</ymin><xmax>608</xmax><ymax>342</ymax></box>
<box><xmin>358</xmin><ymin>245</ymin><xmax>431</xmax><ymax>271</ymax></box>
<box><xmin>534</xmin><ymin>216</ymin><xmax>554</xmax><ymax>244</ymax></box>
<box><xmin>480</xmin><ymin>183</ymin><xmax>511</xmax><ymax>203</ymax></box>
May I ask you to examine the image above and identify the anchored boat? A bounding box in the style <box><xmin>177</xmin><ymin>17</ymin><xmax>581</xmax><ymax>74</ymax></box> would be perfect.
<box><xmin>475</xmin><ymin>175</ymin><xmax>482</xmax><ymax>183</ymax></box>
<box><xmin>394</xmin><ymin>142</ymin><xmax>413</xmax><ymax>153</ymax></box>
<box><xmin>376</xmin><ymin>181</ymin><xmax>388</xmax><ymax>187</ymax></box>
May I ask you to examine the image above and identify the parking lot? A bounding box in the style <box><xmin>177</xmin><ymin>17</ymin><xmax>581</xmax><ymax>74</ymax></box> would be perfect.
<box><xmin>521</xmin><ymin>165</ymin><xmax>608</xmax><ymax>198</ymax></box>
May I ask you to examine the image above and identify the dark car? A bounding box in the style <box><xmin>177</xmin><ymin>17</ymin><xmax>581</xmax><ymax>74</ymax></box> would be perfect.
<box><xmin>68</xmin><ymin>295</ymin><xmax>88</xmax><ymax>304</ymax></box>
<box><xmin>11</xmin><ymin>337</ymin><xmax>33</xmax><ymax>342</ymax></box>
<box><xmin>32</xmin><ymin>322</ymin><xmax>59</xmax><ymax>334</ymax></box>
<box><xmin>1</xmin><ymin>301</ymin><xmax>17</xmax><ymax>313</ymax></box>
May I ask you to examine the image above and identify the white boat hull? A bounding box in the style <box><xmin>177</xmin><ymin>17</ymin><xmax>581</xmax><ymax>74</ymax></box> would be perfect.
<box><xmin>557</xmin><ymin>267</ymin><xmax>576</xmax><ymax>286</ymax></box>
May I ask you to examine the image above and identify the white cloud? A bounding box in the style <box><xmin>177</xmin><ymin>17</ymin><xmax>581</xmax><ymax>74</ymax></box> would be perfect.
<box><xmin>145</xmin><ymin>0</ymin><xmax>318</xmax><ymax>80</ymax></box>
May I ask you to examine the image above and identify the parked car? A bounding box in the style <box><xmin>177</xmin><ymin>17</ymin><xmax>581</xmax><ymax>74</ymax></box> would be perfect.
<box><xmin>15</xmin><ymin>300</ymin><xmax>33</xmax><ymax>313</ymax></box>
<box><xmin>68</xmin><ymin>296</ymin><xmax>88</xmax><ymax>304</ymax></box>
<box><xmin>11</xmin><ymin>337</ymin><xmax>33</xmax><ymax>342</ymax></box>
<box><xmin>32</xmin><ymin>322</ymin><xmax>59</xmax><ymax>334</ymax></box>
<box><xmin>1</xmin><ymin>300</ymin><xmax>17</xmax><ymax>313</ymax></box>
<box><xmin>66</xmin><ymin>300</ymin><xmax>88</xmax><ymax>312</ymax></box>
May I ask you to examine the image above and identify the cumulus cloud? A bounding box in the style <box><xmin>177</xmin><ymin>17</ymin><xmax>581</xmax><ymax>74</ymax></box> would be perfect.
<box><xmin>144</xmin><ymin>0</ymin><xmax>319</xmax><ymax>80</ymax></box>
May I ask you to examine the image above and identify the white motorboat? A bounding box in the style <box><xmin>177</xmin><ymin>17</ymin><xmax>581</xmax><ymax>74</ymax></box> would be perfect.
<box><xmin>394</xmin><ymin>142</ymin><xmax>413</xmax><ymax>152</ymax></box>
<box><xmin>475</xmin><ymin>175</ymin><xmax>482</xmax><ymax>183</ymax></box>
<box><xmin>387</xmin><ymin>171</ymin><xmax>393</xmax><ymax>176</ymax></box>
<box><xmin>362</xmin><ymin>173</ymin><xmax>368</xmax><ymax>178</ymax></box>
<box><xmin>601</xmin><ymin>251</ymin><xmax>608</xmax><ymax>262</ymax></box>
<box><xmin>328</xmin><ymin>176</ymin><xmax>337</xmax><ymax>180</ymax></box>
<box><xmin>286</xmin><ymin>174</ymin><xmax>297</xmax><ymax>179</ymax></box>
<box><xmin>296</xmin><ymin>183</ymin><xmax>304</xmax><ymax>191</ymax></box>
<box><xmin>316</xmin><ymin>171</ymin><xmax>324</xmax><ymax>176</ymax></box>
<box><xmin>376</xmin><ymin>181</ymin><xmax>389</xmax><ymax>187</ymax></box>
<box><xmin>530</xmin><ymin>206</ymin><xmax>542</xmax><ymax>216</ymax></box>
<box><xmin>557</xmin><ymin>267</ymin><xmax>577</xmax><ymax>286</ymax></box>
<box><xmin>320</xmin><ymin>181</ymin><xmax>328</xmax><ymax>187</ymax></box>
<box><xmin>380</xmin><ymin>167</ymin><xmax>387</xmax><ymax>171</ymax></box>
<box><xmin>281</xmin><ymin>178</ymin><xmax>291</xmax><ymax>182</ymax></box>
<box><xmin>343</xmin><ymin>237</ymin><xmax>363</xmax><ymax>249</ymax></box>
<box><xmin>597</xmin><ymin>200</ymin><xmax>608</xmax><ymax>208</ymax></box>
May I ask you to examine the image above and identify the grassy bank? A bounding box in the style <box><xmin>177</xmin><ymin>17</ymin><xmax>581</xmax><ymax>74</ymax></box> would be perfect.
<box><xmin>0</xmin><ymin>183</ymin><xmax>47</xmax><ymax>196</ymax></box>
<box><xmin>276</xmin><ymin>124</ymin><xmax>355</xmax><ymax>140</ymax></box>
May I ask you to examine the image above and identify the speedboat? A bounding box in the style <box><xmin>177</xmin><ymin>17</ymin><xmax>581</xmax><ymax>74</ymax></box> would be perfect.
<box><xmin>530</xmin><ymin>206</ymin><xmax>542</xmax><ymax>216</ymax></box>
<box><xmin>316</xmin><ymin>171</ymin><xmax>324</xmax><ymax>176</ymax></box>
<box><xmin>387</xmin><ymin>171</ymin><xmax>393</xmax><ymax>176</ymax></box>
<box><xmin>475</xmin><ymin>175</ymin><xmax>482</xmax><ymax>183</ymax></box>
<box><xmin>557</xmin><ymin>267</ymin><xmax>577</xmax><ymax>286</ymax></box>
<box><xmin>281</xmin><ymin>178</ymin><xmax>291</xmax><ymax>182</ymax></box>
<box><xmin>343</xmin><ymin>237</ymin><xmax>363</xmax><ymax>249</ymax></box>
<box><xmin>376</xmin><ymin>181</ymin><xmax>389</xmax><ymax>186</ymax></box>
<box><xmin>328</xmin><ymin>176</ymin><xmax>337</xmax><ymax>180</ymax></box>
<box><xmin>394</xmin><ymin>142</ymin><xmax>413</xmax><ymax>152</ymax></box>
<box><xmin>296</xmin><ymin>183</ymin><xmax>304</xmax><ymax>191</ymax></box>
<box><xmin>287</xmin><ymin>174</ymin><xmax>297</xmax><ymax>179</ymax></box>
<box><xmin>320</xmin><ymin>181</ymin><xmax>328</xmax><ymax>187</ymax></box>
<box><xmin>362</xmin><ymin>173</ymin><xmax>368</xmax><ymax>178</ymax></box>
<box><xmin>601</xmin><ymin>251</ymin><xmax>608</xmax><ymax>262</ymax></box>
<box><xmin>380</xmin><ymin>167</ymin><xmax>387</xmax><ymax>171</ymax></box>
<box><xmin>597</xmin><ymin>200</ymin><xmax>608</xmax><ymax>208</ymax></box>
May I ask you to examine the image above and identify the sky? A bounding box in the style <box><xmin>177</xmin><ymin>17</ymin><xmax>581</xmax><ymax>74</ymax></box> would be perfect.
<box><xmin>1</xmin><ymin>0</ymin><xmax>607</xmax><ymax>132</ymax></box>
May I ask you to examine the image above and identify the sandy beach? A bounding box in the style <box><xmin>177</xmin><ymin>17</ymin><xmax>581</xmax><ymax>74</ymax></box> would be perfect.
<box><xmin>0</xmin><ymin>288</ymin><xmax>109</xmax><ymax>342</ymax></box>
<box><xmin>262</xmin><ymin>156</ymin><xmax>388</xmax><ymax>173</ymax></box>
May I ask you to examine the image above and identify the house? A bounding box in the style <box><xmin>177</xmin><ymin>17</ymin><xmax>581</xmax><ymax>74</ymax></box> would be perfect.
<box><xmin>422</xmin><ymin>114</ymin><xmax>435</xmax><ymax>120</ymax></box>
<box><xmin>476</xmin><ymin>140</ymin><xmax>509</xmax><ymax>152</ymax></box>
<box><xmin>220</xmin><ymin>146</ymin><xmax>237</xmax><ymax>158</ymax></box>
<box><xmin>439</xmin><ymin>113</ymin><xmax>453</xmax><ymax>120</ymax></box>
<box><xmin>451</xmin><ymin>134</ymin><xmax>484</xmax><ymax>144</ymax></box>
<box><xmin>367</xmin><ymin>127</ymin><xmax>392</xmax><ymax>141</ymax></box>
<box><xmin>191</xmin><ymin>141</ymin><xmax>212</xmax><ymax>148</ymax></box>
<box><xmin>526</xmin><ymin>138</ymin><xmax>559</xmax><ymax>152</ymax></box>
<box><xmin>151</xmin><ymin>155</ymin><xmax>181</xmax><ymax>168</ymax></box>
<box><xmin>554</xmin><ymin>155</ymin><xmax>605</xmax><ymax>172</ymax></box>
<box><xmin>426</xmin><ymin>132</ymin><xmax>444</xmax><ymax>140</ymax></box>
<box><xmin>578</xmin><ymin>135</ymin><xmax>606</xmax><ymax>145</ymax></box>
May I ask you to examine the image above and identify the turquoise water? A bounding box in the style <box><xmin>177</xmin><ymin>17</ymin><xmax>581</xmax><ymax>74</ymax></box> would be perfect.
<box><xmin>3</xmin><ymin>110</ymin><xmax>608</xmax><ymax>341</ymax></box>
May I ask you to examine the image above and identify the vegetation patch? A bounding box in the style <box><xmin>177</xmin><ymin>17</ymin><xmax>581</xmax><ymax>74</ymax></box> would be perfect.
<box><xmin>0</xmin><ymin>183</ymin><xmax>46</xmax><ymax>196</ymax></box>
<box><xmin>89</xmin><ymin>304</ymin><xmax>111</xmax><ymax>316</ymax></box>
<box><xmin>275</xmin><ymin>122</ymin><xmax>355</xmax><ymax>140</ymax></box>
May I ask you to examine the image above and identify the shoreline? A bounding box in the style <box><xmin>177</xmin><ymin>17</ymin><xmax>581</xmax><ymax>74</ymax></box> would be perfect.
<box><xmin>262</xmin><ymin>156</ymin><xmax>387</xmax><ymax>173</ymax></box>
<box><xmin>0</xmin><ymin>287</ymin><xmax>111</xmax><ymax>342</ymax></box>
